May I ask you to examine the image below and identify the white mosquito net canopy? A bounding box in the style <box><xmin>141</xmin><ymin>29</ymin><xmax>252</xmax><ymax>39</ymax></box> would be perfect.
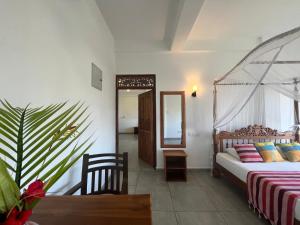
<box><xmin>213</xmin><ymin>26</ymin><xmax>300</xmax><ymax>131</ymax></box>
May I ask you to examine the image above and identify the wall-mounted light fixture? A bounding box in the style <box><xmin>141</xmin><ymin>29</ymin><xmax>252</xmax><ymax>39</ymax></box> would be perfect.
<box><xmin>191</xmin><ymin>85</ymin><xmax>197</xmax><ymax>97</ymax></box>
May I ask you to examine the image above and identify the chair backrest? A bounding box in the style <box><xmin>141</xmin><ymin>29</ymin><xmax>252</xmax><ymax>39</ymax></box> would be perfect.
<box><xmin>81</xmin><ymin>152</ymin><xmax>128</xmax><ymax>195</ymax></box>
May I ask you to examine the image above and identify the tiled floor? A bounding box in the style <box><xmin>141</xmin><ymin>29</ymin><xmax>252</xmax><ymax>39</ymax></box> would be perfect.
<box><xmin>119</xmin><ymin>134</ymin><xmax>269</xmax><ymax>225</ymax></box>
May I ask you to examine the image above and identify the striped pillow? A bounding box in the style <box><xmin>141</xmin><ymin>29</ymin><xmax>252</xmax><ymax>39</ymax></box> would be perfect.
<box><xmin>277</xmin><ymin>142</ymin><xmax>300</xmax><ymax>162</ymax></box>
<box><xmin>255</xmin><ymin>142</ymin><xmax>284</xmax><ymax>162</ymax></box>
<box><xmin>234</xmin><ymin>144</ymin><xmax>263</xmax><ymax>163</ymax></box>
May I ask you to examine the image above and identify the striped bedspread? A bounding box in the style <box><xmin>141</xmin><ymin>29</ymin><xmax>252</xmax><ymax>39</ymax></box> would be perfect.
<box><xmin>247</xmin><ymin>171</ymin><xmax>300</xmax><ymax>225</ymax></box>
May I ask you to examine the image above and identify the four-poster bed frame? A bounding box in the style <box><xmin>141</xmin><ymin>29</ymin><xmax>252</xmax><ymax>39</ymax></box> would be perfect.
<box><xmin>212</xmin><ymin>26</ymin><xmax>300</xmax><ymax>225</ymax></box>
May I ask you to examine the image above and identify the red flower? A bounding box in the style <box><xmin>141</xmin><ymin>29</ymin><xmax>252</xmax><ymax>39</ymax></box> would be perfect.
<box><xmin>22</xmin><ymin>180</ymin><xmax>45</xmax><ymax>205</ymax></box>
<box><xmin>0</xmin><ymin>180</ymin><xmax>45</xmax><ymax>225</ymax></box>
<box><xmin>2</xmin><ymin>208</ymin><xmax>32</xmax><ymax>225</ymax></box>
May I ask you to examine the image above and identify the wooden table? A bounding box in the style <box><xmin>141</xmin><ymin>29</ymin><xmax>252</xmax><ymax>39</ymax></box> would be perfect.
<box><xmin>163</xmin><ymin>150</ymin><xmax>187</xmax><ymax>181</ymax></box>
<box><xmin>31</xmin><ymin>194</ymin><xmax>151</xmax><ymax>225</ymax></box>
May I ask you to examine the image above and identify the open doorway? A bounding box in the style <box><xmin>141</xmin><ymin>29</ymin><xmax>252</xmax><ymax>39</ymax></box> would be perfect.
<box><xmin>116</xmin><ymin>75</ymin><xmax>156</xmax><ymax>169</ymax></box>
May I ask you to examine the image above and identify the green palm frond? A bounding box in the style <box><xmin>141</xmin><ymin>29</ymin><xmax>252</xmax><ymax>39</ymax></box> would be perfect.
<box><xmin>0</xmin><ymin>158</ymin><xmax>20</xmax><ymax>214</ymax></box>
<box><xmin>0</xmin><ymin>100</ymin><xmax>93</xmax><ymax>189</ymax></box>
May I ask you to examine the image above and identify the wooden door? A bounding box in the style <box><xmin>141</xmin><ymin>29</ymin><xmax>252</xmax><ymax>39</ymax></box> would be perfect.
<box><xmin>138</xmin><ymin>90</ymin><xmax>154</xmax><ymax>166</ymax></box>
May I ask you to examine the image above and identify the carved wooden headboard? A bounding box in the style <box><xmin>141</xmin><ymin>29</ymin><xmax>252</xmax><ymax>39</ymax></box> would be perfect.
<box><xmin>213</xmin><ymin>125</ymin><xmax>295</xmax><ymax>153</ymax></box>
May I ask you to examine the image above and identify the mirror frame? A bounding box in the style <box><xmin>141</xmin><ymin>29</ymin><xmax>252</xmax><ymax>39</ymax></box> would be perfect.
<box><xmin>160</xmin><ymin>91</ymin><xmax>186</xmax><ymax>148</ymax></box>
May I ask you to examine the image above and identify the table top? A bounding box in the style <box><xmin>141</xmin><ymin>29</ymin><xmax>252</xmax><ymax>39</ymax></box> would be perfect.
<box><xmin>163</xmin><ymin>149</ymin><xmax>187</xmax><ymax>157</ymax></box>
<box><xmin>31</xmin><ymin>194</ymin><xmax>151</xmax><ymax>225</ymax></box>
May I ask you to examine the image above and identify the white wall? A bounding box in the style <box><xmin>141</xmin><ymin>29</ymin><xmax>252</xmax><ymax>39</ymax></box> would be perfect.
<box><xmin>0</xmin><ymin>0</ymin><xmax>116</xmax><ymax>193</ymax></box>
<box><xmin>116</xmin><ymin>51</ymin><xmax>247</xmax><ymax>169</ymax></box>
<box><xmin>119</xmin><ymin>95</ymin><xmax>138</xmax><ymax>133</ymax></box>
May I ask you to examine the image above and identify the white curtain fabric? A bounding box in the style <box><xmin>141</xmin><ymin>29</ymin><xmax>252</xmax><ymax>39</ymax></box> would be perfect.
<box><xmin>215</xmin><ymin>85</ymin><xmax>264</xmax><ymax>131</ymax></box>
<box><xmin>218</xmin><ymin>86</ymin><xmax>294</xmax><ymax>132</ymax></box>
<box><xmin>264</xmin><ymin>88</ymin><xmax>294</xmax><ymax>131</ymax></box>
<box><xmin>214</xmin><ymin>26</ymin><xmax>300</xmax><ymax>131</ymax></box>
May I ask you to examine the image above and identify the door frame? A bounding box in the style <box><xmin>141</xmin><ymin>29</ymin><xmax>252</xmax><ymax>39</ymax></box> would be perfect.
<box><xmin>115</xmin><ymin>74</ymin><xmax>157</xmax><ymax>168</ymax></box>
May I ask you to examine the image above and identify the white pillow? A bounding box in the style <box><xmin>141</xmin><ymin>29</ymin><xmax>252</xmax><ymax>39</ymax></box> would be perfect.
<box><xmin>225</xmin><ymin>148</ymin><xmax>240</xmax><ymax>160</ymax></box>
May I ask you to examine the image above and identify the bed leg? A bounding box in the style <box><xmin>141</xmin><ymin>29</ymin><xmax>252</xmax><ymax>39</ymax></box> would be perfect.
<box><xmin>212</xmin><ymin>167</ymin><xmax>221</xmax><ymax>178</ymax></box>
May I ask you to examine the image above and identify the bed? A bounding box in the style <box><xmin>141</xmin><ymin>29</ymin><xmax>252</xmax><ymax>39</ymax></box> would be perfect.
<box><xmin>212</xmin><ymin>125</ymin><xmax>300</xmax><ymax>225</ymax></box>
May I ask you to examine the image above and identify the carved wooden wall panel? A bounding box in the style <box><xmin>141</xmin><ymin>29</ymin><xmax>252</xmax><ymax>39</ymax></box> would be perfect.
<box><xmin>116</xmin><ymin>75</ymin><xmax>155</xmax><ymax>89</ymax></box>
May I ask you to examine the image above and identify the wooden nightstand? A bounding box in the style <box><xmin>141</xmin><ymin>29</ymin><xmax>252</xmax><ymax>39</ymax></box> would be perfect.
<box><xmin>163</xmin><ymin>150</ymin><xmax>187</xmax><ymax>181</ymax></box>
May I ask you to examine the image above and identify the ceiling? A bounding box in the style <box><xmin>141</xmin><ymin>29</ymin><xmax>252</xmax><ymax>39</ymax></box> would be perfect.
<box><xmin>95</xmin><ymin>0</ymin><xmax>300</xmax><ymax>53</ymax></box>
<box><xmin>96</xmin><ymin>0</ymin><xmax>171</xmax><ymax>41</ymax></box>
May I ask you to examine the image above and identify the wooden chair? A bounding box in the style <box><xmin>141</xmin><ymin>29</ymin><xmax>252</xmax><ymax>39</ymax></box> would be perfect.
<box><xmin>65</xmin><ymin>152</ymin><xmax>128</xmax><ymax>195</ymax></box>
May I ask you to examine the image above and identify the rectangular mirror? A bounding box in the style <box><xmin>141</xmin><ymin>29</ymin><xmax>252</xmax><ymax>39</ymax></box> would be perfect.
<box><xmin>160</xmin><ymin>91</ymin><xmax>186</xmax><ymax>148</ymax></box>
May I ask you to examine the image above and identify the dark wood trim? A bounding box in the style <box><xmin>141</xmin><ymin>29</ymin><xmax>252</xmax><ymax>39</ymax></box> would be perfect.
<box><xmin>153</xmin><ymin>85</ymin><xmax>157</xmax><ymax>168</ymax></box>
<box><xmin>115</xmin><ymin>74</ymin><xmax>157</xmax><ymax>169</ymax></box>
<box><xmin>115</xmin><ymin>78</ymin><xmax>119</xmax><ymax>154</ymax></box>
<box><xmin>160</xmin><ymin>91</ymin><xmax>186</xmax><ymax>148</ymax></box>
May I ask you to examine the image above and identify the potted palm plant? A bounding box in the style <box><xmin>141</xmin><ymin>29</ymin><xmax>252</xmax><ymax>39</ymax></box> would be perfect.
<box><xmin>0</xmin><ymin>100</ymin><xmax>93</xmax><ymax>225</ymax></box>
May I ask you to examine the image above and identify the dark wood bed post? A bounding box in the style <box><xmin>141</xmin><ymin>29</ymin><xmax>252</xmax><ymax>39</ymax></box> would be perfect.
<box><xmin>212</xmin><ymin>83</ymin><xmax>221</xmax><ymax>177</ymax></box>
<box><xmin>212</xmin><ymin>129</ymin><xmax>221</xmax><ymax>177</ymax></box>
<box><xmin>294</xmin><ymin>99</ymin><xmax>300</xmax><ymax>142</ymax></box>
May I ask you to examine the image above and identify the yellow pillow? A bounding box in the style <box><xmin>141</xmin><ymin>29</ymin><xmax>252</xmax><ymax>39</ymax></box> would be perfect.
<box><xmin>277</xmin><ymin>143</ymin><xmax>300</xmax><ymax>162</ymax></box>
<box><xmin>255</xmin><ymin>142</ymin><xmax>285</xmax><ymax>162</ymax></box>
<box><xmin>286</xmin><ymin>151</ymin><xmax>300</xmax><ymax>162</ymax></box>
